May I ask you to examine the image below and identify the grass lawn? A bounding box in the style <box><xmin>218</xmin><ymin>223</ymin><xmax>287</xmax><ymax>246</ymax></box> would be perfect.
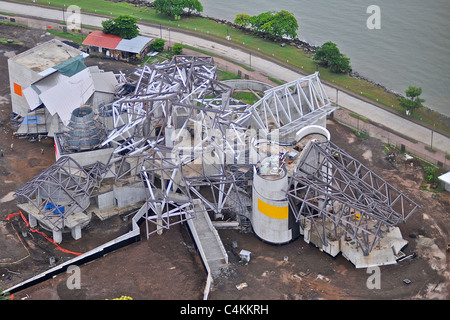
<box><xmin>0</xmin><ymin>37</ymin><xmax>21</xmax><ymax>44</ymax></box>
<box><xmin>46</xmin><ymin>29</ymin><xmax>86</xmax><ymax>44</ymax></box>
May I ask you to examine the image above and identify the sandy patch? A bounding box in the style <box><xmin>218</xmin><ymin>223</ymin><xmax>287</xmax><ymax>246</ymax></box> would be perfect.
<box><xmin>0</xmin><ymin>191</ymin><xmax>15</xmax><ymax>203</ymax></box>
<box><xmin>3</xmin><ymin>50</ymin><xmax>16</xmax><ymax>58</ymax></box>
<box><xmin>362</xmin><ymin>149</ymin><xmax>373</xmax><ymax>162</ymax></box>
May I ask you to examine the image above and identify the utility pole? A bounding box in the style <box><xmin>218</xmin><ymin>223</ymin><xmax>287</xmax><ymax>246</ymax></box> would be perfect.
<box><xmin>168</xmin><ymin>28</ymin><xmax>171</xmax><ymax>47</ymax></box>
<box><xmin>336</xmin><ymin>88</ymin><xmax>339</xmax><ymax>107</ymax></box>
<box><xmin>430</xmin><ymin>129</ymin><xmax>434</xmax><ymax>151</ymax></box>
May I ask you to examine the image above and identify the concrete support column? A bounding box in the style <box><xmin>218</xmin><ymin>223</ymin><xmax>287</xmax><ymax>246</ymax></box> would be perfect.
<box><xmin>165</xmin><ymin>125</ymin><xmax>174</xmax><ymax>148</ymax></box>
<box><xmin>52</xmin><ymin>229</ymin><xmax>63</xmax><ymax>244</ymax></box>
<box><xmin>156</xmin><ymin>203</ymin><xmax>163</xmax><ymax>235</ymax></box>
<box><xmin>28</xmin><ymin>213</ymin><xmax>38</xmax><ymax>228</ymax></box>
<box><xmin>71</xmin><ymin>225</ymin><xmax>82</xmax><ymax>240</ymax></box>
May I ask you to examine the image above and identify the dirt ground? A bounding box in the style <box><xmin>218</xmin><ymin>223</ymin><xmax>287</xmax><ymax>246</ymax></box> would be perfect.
<box><xmin>0</xmin><ymin>25</ymin><xmax>448</xmax><ymax>301</ymax></box>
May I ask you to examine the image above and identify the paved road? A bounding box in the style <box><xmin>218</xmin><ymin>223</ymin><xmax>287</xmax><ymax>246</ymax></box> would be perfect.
<box><xmin>0</xmin><ymin>1</ymin><xmax>448</xmax><ymax>155</ymax></box>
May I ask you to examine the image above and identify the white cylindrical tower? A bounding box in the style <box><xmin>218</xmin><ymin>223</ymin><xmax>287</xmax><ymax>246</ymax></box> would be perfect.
<box><xmin>251</xmin><ymin>155</ymin><xmax>299</xmax><ymax>244</ymax></box>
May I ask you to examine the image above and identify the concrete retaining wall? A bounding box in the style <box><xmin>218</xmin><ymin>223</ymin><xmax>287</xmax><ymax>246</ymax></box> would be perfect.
<box><xmin>221</xmin><ymin>79</ymin><xmax>273</xmax><ymax>92</ymax></box>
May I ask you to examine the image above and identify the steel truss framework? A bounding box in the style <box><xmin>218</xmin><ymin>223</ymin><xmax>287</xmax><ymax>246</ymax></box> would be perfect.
<box><xmin>250</xmin><ymin>73</ymin><xmax>335</xmax><ymax>143</ymax></box>
<box><xmin>288</xmin><ymin>140</ymin><xmax>420</xmax><ymax>256</ymax></box>
<box><xmin>16</xmin><ymin>55</ymin><xmax>418</xmax><ymax>255</ymax></box>
<box><xmin>119</xmin><ymin>59</ymin><xmax>336</xmax><ymax>239</ymax></box>
<box><xmin>140</xmin><ymin>146</ymin><xmax>196</xmax><ymax>237</ymax></box>
<box><xmin>99</xmin><ymin>56</ymin><xmax>256</xmax><ymax>238</ymax></box>
<box><xmin>15</xmin><ymin>156</ymin><xmax>100</xmax><ymax>231</ymax></box>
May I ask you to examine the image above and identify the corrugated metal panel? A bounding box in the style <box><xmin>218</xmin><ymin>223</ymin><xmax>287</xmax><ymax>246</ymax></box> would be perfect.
<box><xmin>22</xmin><ymin>86</ymin><xmax>41</xmax><ymax>110</ymax></box>
<box><xmin>438</xmin><ymin>171</ymin><xmax>450</xmax><ymax>184</ymax></box>
<box><xmin>38</xmin><ymin>68</ymin><xmax>57</xmax><ymax>77</ymax></box>
<box><xmin>82</xmin><ymin>30</ymin><xmax>122</xmax><ymax>49</ymax></box>
<box><xmin>32</xmin><ymin>72</ymin><xmax>68</xmax><ymax>91</ymax></box>
<box><xmin>91</xmin><ymin>71</ymin><xmax>118</xmax><ymax>93</ymax></box>
<box><xmin>39</xmin><ymin>68</ymin><xmax>95</xmax><ymax>125</ymax></box>
<box><xmin>24</xmin><ymin>73</ymin><xmax>68</xmax><ymax>110</ymax></box>
<box><xmin>115</xmin><ymin>36</ymin><xmax>153</xmax><ymax>54</ymax></box>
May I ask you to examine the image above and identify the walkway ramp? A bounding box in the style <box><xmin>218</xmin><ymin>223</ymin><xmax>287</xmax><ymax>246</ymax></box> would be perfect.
<box><xmin>187</xmin><ymin>199</ymin><xmax>228</xmax><ymax>278</ymax></box>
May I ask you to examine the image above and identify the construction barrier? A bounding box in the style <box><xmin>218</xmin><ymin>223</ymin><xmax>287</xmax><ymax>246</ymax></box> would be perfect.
<box><xmin>6</xmin><ymin>211</ymin><xmax>82</xmax><ymax>256</ymax></box>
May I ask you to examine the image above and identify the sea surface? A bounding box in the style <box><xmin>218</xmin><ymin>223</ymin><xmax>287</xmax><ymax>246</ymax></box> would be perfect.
<box><xmin>200</xmin><ymin>0</ymin><xmax>450</xmax><ymax>117</ymax></box>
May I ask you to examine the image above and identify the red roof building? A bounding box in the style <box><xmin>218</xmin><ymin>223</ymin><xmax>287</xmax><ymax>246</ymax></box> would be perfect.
<box><xmin>82</xmin><ymin>30</ymin><xmax>153</xmax><ymax>62</ymax></box>
<box><xmin>82</xmin><ymin>30</ymin><xmax>123</xmax><ymax>50</ymax></box>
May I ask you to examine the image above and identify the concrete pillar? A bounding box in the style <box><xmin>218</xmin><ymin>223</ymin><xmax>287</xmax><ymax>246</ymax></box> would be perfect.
<box><xmin>52</xmin><ymin>229</ymin><xmax>63</xmax><ymax>244</ymax></box>
<box><xmin>156</xmin><ymin>203</ymin><xmax>163</xmax><ymax>235</ymax></box>
<box><xmin>71</xmin><ymin>225</ymin><xmax>82</xmax><ymax>240</ymax></box>
<box><xmin>165</xmin><ymin>125</ymin><xmax>175</xmax><ymax>148</ymax></box>
<box><xmin>28</xmin><ymin>213</ymin><xmax>38</xmax><ymax>228</ymax></box>
<box><xmin>251</xmin><ymin>156</ymin><xmax>298</xmax><ymax>244</ymax></box>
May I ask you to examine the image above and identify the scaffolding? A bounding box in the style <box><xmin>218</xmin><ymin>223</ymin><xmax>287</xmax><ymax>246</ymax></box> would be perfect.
<box><xmin>288</xmin><ymin>140</ymin><xmax>420</xmax><ymax>256</ymax></box>
<box><xmin>15</xmin><ymin>156</ymin><xmax>98</xmax><ymax>233</ymax></box>
<box><xmin>98</xmin><ymin>56</ymin><xmax>257</xmax><ymax>238</ymax></box>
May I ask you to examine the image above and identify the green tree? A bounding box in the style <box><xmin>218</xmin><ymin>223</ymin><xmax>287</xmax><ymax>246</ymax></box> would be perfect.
<box><xmin>183</xmin><ymin>0</ymin><xmax>203</xmax><ymax>14</ymax></box>
<box><xmin>102</xmin><ymin>15</ymin><xmax>139</xmax><ymax>39</ymax></box>
<box><xmin>151</xmin><ymin>38</ymin><xmax>166</xmax><ymax>52</ymax></box>
<box><xmin>313</xmin><ymin>41</ymin><xmax>340</xmax><ymax>67</ymax></box>
<box><xmin>250</xmin><ymin>10</ymin><xmax>298</xmax><ymax>39</ymax></box>
<box><xmin>329</xmin><ymin>54</ymin><xmax>351</xmax><ymax>73</ymax></box>
<box><xmin>424</xmin><ymin>166</ymin><xmax>439</xmax><ymax>186</ymax></box>
<box><xmin>313</xmin><ymin>41</ymin><xmax>351</xmax><ymax>73</ymax></box>
<box><xmin>398</xmin><ymin>86</ymin><xmax>425</xmax><ymax>114</ymax></box>
<box><xmin>153</xmin><ymin>0</ymin><xmax>203</xmax><ymax>18</ymax></box>
<box><xmin>234</xmin><ymin>14</ymin><xmax>251</xmax><ymax>27</ymax></box>
<box><xmin>264</xmin><ymin>10</ymin><xmax>298</xmax><ymax>39</ymax></box>
<box><xmin>249</xmin><ymin>11</ymin><xmax>275</xmax><ymax>32</ymax></box>
<box><xmin>172</xmin><ymin>43</ymin><xmax>183</xmax><ymax>55</ymax></box>
<box><xmin>101</xmin><ymin>19</ymin><xmax>115</xmax><ymax>35</ymax></box>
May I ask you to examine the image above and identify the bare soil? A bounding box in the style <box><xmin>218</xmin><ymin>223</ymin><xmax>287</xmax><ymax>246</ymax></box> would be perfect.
<box><xmin>0</xmin><ymin>25</ymin><xmax>448</xmax><ymax>301</ymax></box>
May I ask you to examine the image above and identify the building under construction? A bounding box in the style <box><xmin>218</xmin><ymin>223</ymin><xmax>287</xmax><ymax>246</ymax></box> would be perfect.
<box><xmin>10</xmin><ymin>54</ymin><xmax>420</xmax><ymax>295</ymax></box>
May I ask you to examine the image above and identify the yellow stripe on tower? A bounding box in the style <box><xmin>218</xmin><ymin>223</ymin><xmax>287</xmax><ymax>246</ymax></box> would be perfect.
<box><xmin>257</xmin><ymin>198</ymin><xmax>288</xmax><ymax>220</ymax></box>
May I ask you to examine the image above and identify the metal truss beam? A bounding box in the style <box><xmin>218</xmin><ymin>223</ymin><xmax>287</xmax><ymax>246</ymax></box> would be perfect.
<box><xmin>288</xmin><ymin>140</ymin><xmax>420</xmax><ymax>255</ymax></box>
<box><xmin>15</xmin><ymin>156</ymin><xmax>97</xmax><ymax>231</ymax></box>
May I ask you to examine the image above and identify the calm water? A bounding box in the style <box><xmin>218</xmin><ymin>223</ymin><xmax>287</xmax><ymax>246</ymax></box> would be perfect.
<box><xmin>201</xmin><ymin>0</ymin><xmax>450</xmax><ymax>117</ymax></box>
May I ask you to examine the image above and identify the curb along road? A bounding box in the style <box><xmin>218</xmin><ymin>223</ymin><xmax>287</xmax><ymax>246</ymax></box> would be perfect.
<box><xmin>0</xmin><ymin>0</ymin><xmax>449</xmax><ymax>157</ymax></box>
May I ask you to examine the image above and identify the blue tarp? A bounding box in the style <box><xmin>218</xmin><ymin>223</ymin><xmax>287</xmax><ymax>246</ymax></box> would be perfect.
<box><xmin>44</xmin><ymin>202</ymin><xmax>65</xmax><ymax>215</ymax></box>
<box><xmin>22</xmin><ymin>115</ymin><xmax>40</xmax><ymax>125</ymax></box>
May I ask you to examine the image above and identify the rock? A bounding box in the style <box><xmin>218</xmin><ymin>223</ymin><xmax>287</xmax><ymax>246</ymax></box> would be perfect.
<box><xmin>416</xmin><ymin>235</ymin><xmax>435</xmax><ymax>247</ymax></box>
<box><xmin>316</xmin><ymin>274</ymin><xmax>330</xmax><ymax>282</ymax></box>
<box><xmin>236</xmin><ymin>282</ymin><xmax>248</xmax><ymax>290</ymax></box>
